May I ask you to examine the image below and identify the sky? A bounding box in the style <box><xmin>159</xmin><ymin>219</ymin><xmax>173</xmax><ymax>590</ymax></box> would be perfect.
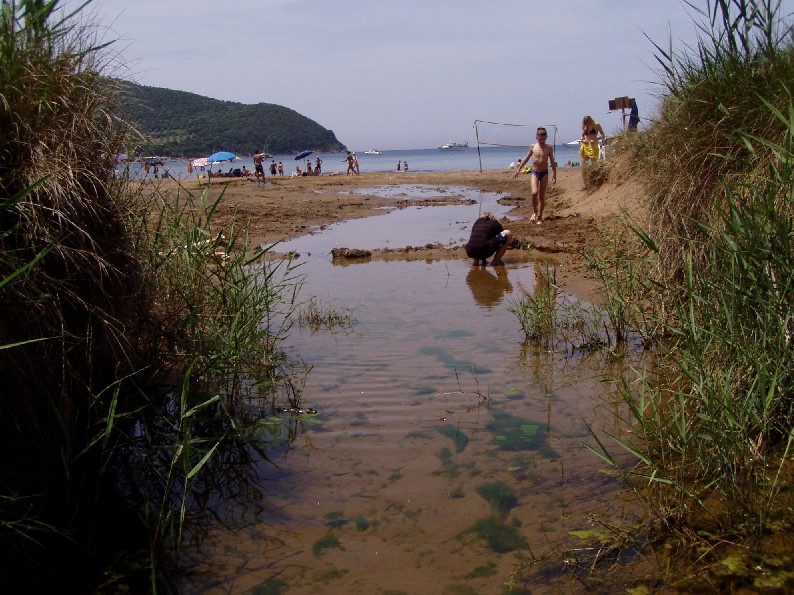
<box><xmin>61</xmin><ymin>0</ymin><xmax>793</xmax><ymax>150</ymax></box>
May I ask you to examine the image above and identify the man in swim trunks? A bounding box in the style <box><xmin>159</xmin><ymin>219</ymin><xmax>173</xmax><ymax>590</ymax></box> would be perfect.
<box><xmin>253</xmin><ymin>149</ymin><xmax>265</xmax><ymax>184</ymax></box>
<box><xmin>464</xmin><ymin>211</ymin><xmax>512</xmax><ymax>266</ymax></box>
<box><xmin>343</xmin><ymin>151</ymin><xmax>356</xmax><ymax>175</ymax></box>
<box><xmin>513</xmin><ymin>127</ymin><xmax>557</xmax><ymax>224</ymax></box>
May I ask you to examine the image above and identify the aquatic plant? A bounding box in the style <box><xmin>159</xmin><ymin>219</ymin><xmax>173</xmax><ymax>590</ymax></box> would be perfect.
<box><xmin>475</xmin><ymin>481</ymin><xmax>519</xmax><ymax>518</ymax></box>
<box><xmin>583</xmin><ymin>224</ymin><xmax>658</xmax><ymax>346</ymax></box>
<box><xmin>463</xmin><ymin>516</ymin><xmax>528</xmax><ymax>553</ymax></box>
<box><xmin>312</xmin><ymin>532</ymin><xmax>342</xmax><ymax>556</ymax></box>
<box><xmin>508</xmin><ymin>264</ymin><xmax>558</xmax><ymax>344</ymax></box>
<box><xmin>298</xmin><ymin>296</ymin><xmax>357</xmax><ymax>332</ymax></box>
<box><xmin>486</xmin><ymin>410</ymin><xmax>558</xmax><ymax>458</ymax></box>
<box><xmin>438</xmin><ymin>424</ymin><xmax>469</xmax><ymax>453</ymax></box>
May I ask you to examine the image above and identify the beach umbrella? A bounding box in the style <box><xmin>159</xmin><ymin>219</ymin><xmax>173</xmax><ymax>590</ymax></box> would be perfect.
<box><xmin>294</xmin><ymin>150</ymin><xmax>313</xmax><ymax>161</ymax></box>
<box><xmin>208</xmin><ymin>151</ymin><xmax>237</xmax><ymax>164</ymax></box>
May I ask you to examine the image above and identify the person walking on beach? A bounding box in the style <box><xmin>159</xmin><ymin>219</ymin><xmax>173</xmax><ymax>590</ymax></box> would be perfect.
<box><xmin>514</xmin><ymin>127</ymin><xmax>557</xmax><ymax>225</ymax></box>
<box><xmin>352</xmin><ymin>152</ymin><xmax>360</xmax><ymax>174</ymax></box>
<box><xmin>277</xmin><ymin>161</ymin><xmax>284</xmax><ymax>176</ymax></box>
<box><xmin>403</xmin><ymin>161</ymin><xmax>408</xmax><ymax>172</ymax></box>
<box><xmin>253</xmin><ymin>150</ymin><xmax>265</xmax><ymax>184</ymax></box>
<box><xmin>580</xmin><ymin>115</ymin><xmax>605</xmax><ymax>164</ymax></box>
<box><xmin>464</xmin><ymin>211</ymin><xmax>512</xmax><ymax>266</ymax></box>
<box><xmin>397</xmin><ymin>160</ymin><xmax>402</xmax><ymax>172</ymax></box>
<box><xmin>315</xmin><ymin>156</ymin><xmax>322</xmax><ymax>174</ymax></box>
<box><xmin>269</xmin><ymin>160</ymin><xmax>277</xmax><ymax>176</ymax></box>
<box><xmin>344</xmin><ymin>151</ymin><xmax>356</xmax><ymax>175</ymax></box>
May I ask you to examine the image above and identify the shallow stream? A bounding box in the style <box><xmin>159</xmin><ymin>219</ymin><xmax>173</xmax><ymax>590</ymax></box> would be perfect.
<box><xmin>180</xmin><ymin>186</ymin><xmax>643</xmax><ymax>594</ymax></box>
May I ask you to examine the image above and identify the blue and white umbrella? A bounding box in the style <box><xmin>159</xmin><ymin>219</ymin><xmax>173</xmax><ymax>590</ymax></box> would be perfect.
<box><xmin>208</xmin><ymin>151</ymin><xmax>237</xmax><ymax>164</ymax></box>
<box><xmin>294</xmin><ymin>150</ymin><xmax>313</xmax><ymax>161</ymax></box>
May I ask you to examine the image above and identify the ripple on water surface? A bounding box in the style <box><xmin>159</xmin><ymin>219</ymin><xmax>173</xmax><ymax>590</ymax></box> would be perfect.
<box><xmin>182</xmin><ymin>198</ymin><xmax>645</xmax><ymax>594</ymax></box>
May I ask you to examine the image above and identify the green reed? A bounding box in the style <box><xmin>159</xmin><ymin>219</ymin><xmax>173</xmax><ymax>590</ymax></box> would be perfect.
<box><xmin>629</xmin><ymin>0</ymin><xmax>794</xmax><ymax>272</ymax></box>
<box><xmin>509</xmin><ymin>263</ymin><xmax>634</xmax><ymax>355</ymax></box>
<box><xmin>584</xmin><ymin>224</ymin><xmax>658</xmax><ymax>346</ymax></box>
<box><xmin>581</xmin><ymin>5</ymin><xmax>794</xmax><ymax>586</ymax></box>
<box><xmin>0</xmin><ymin>2</ymin><xmax>309</xmax><ymax>590</ymax></box>
<box><xmin>591</xmin><ymin>98</ymin><xmax>794</xmax><ymax>553</ymax></box>
<box><xmin>141</xmin><ymin>183</ymin><xmax>303</xmax><ymax>400</ymax></box>
<box><xmin>508</xmin><ymin>265</ymin><xmax>558</xmax><ymax>345</ymax></box>
<box><xmin>297</xmin><ymin>296</ymin><xmax>357</xmax><ymax>333</ymax></box>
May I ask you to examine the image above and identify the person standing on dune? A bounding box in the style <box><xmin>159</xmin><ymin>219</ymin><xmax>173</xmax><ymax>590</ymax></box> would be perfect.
<box><xmin>579</xmin><ymin>115</ymin><xmax>605</xmax><ymax>164</ymax></box>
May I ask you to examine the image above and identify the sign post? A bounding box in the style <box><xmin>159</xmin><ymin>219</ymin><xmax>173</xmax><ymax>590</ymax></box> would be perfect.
<box><xmin>608</xmin><ymin>96</ymin><xmax>637</xmax><ymax>131</ymax></box>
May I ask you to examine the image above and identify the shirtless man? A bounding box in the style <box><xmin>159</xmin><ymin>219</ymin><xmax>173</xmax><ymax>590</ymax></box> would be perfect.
<box><xmin>513</xmin><ymin>128</ymin><xmax>557</xmax><ymax>225</ymax></box>
<box><xmin>252</xmin><ymin>150</ymin><xmax>265</xmax><ymax>184</ymax></box>
<box><xmin>343</xmin><ymin>151</ymin><xmax>356</xmax><ymax>175</ymax></box>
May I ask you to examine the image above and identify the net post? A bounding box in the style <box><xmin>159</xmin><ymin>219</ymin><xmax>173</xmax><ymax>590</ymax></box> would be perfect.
<box><xmin>474</xmin><ymin>120</ymin><xmax>483</xmax><ymax>173</ymax></box>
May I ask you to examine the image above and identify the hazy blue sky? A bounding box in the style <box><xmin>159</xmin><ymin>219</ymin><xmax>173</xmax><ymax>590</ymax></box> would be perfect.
<box><xmin>64</xmin><ymin>0</ymin><xmax>792</xmax><ymax>150</ymax></box>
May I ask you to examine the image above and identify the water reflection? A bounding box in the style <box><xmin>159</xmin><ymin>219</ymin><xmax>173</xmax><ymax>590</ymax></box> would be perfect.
<box><xmin>178</xmin><ymin>254</ymin><xmax>649</xmax><ymax>593</ymax></box>
<box><xmin>466</xmin><ymin>265</ymin><xmax>514</xmax><ymax>308</ymax></box>
<box><xmin>276</xmin><ymin>187</ymin><xmax>512</xmax><ymax>255</ymax></box>
<box><xmin>179</xmin><ymin>194</ymin><xmax>648</xmax><ymax>593</ymax></box>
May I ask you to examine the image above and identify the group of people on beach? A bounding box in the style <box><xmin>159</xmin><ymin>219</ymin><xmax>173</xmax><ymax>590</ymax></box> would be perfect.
<box><xmin>252</xmin><ymin>150</ymin><xmax>288</xmax><ymax>183</ymax></box>
<box><xmin>343</xmin><ymin>151</ymin><xmax>360</xmax><ymax>175</ymax></box>
<box><xmin>293</xmin><ymin>157</ymin><xmax>323</xmax><ymax>177</ymax></box>
<box><xmin>465</xmin><ymin>115</ymin><xmax>606</xmax><ymax>267</ymax></box>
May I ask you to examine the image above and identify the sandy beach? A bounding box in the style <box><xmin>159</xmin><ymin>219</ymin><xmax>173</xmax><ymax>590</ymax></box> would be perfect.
<box><xmin>154</xmin><ymin>167</ymin><xmax>648</xmax><ymax>297</ymax></box>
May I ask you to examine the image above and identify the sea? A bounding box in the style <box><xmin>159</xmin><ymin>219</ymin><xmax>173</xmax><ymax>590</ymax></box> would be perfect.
<box><xmin>121</xmin><ymin>144</ymin><xmax>584</xmax><ymax>179</ymax></box>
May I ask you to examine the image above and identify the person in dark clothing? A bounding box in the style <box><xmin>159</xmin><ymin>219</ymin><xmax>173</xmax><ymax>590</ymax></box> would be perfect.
<box><xmin>464</xmin><ymin>211</ymin><xmax>512</xmax><ymax>266</ymax></box>
<box><xmin>628</xmin><ymin>99</ymin><xmax>640</xmax><ymax>131</ymax></box>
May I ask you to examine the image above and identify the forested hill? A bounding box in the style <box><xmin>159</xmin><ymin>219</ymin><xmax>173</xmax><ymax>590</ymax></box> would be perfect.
<box><xmin>117</xmin><ymin>81</ymin><xmax>346</xmax><ymax>157</ymax></box>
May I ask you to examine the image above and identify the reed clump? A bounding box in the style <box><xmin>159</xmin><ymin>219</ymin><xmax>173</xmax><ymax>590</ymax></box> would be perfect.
<box><xmin>588</xmin><ymin>2</ymin><xmax>794</xmax><ymax>589</ymax></box>
<box><xmin>1</xmin><ymin>1</ymin><xmax>148</xmax><ymax>580</ymax></box>
<box><xmin>626</xmin><ymin>0</ymin><xmax>794</xmax><ymax>271</ymax></box>
<box><xmin>0</xmin><ymin>2</ymin><xmax>307</xmax><ymax>591</ymax></box>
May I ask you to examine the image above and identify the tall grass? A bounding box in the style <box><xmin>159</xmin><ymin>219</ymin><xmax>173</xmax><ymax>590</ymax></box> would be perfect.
<box><xmin>586</xmin><ymin>2</ymin><xmax>794</xmax><ymax>586</ymax></box>
<box><xmin>0</xmin><ymin>3</ymin><xmax>147</xmax><ymax>587</ymax></box>
<box><xmin>0</xmin><ymin>2</ymin><xmax>308</xmax><ymax>590</ymax></box>
<box><xmin>631</xmin><ymin>0</ymin><xmax>794</xmax><ymax>271</ymax></box>
<box><xmin>508</xmin><ymin>265</ymin><xmax>559</xmax><ymax>346</ymax></box>
<box><xmin>600</xmin><ymin>112</ymin><xmax>794</xmax><ymax>536</ymax></box>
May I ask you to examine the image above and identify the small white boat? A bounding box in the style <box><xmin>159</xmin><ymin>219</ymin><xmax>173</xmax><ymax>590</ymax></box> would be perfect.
<box><xmin>564</xmin><ymin>140</ymin><xmax>581</xmax><ymax>147</ymax></box>
<box><xmin>439</xmin><ymin>141</ymin><xmax>468</xmax><ymax>150</ymax></box>
<box><xmin>364</xmin><ymin>149</ymin><xmax>381</xmax><ymax>155</ymax></box>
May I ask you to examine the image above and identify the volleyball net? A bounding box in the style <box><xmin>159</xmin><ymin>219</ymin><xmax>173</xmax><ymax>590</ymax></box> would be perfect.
<box><xmin>473</xmin><ymin>120</ymin><xmax>558</xmax><ymax>172</ymax></box>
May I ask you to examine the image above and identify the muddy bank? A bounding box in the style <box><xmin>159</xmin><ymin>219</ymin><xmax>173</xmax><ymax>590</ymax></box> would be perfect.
<box><xmin>154</xmin><ymin>167</ymin><xmax>648</xmax><ymax>298</ymax></box>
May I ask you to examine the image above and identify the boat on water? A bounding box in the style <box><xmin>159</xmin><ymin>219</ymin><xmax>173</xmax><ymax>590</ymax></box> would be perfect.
<box><xmin>439</xmin><ymin>141</ymin><xmax>469</xmax><ymax>150</ymax></box>
<box><xmin>564</xmin><ymin>140</ymin><xmax>581</xmax><ymax>147</ymax></box>
<box><xmin>364</xmin><ymin>149</ymin><xmax>381</xmax><ymax>155</ymax></box>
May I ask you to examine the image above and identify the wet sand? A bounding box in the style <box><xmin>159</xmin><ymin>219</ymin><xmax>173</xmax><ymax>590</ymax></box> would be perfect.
<box><xmin>152</xmin><ymin>167</ymin><xmax>648</xmax><ymax>299</ymax></box>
